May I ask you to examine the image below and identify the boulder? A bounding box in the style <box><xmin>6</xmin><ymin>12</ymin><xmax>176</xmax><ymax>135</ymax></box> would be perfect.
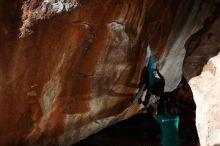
<box><xmin>0</xmin><ymin>0</ymin><xmax>219</xmax><ymax>146</ymax></box>
<box><xmin>0</xmin><ymin>0</ymin><xmax>180</xmax><ymax>145</ymax></box>
<box><xmin>183</xmin><ymin>8</ymin><xmax>220</xmax><ymax>146</ymax></box>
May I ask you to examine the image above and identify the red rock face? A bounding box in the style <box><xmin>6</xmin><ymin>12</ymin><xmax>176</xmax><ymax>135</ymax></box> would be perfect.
<box><xmin>2</xmin><ymin>0</ymin><xmax>220</xmax><ymax>145</ymax></box>
<box><xmin>0</xmin><ymin>1</ymin><xmax>181</xmax><ymax>145</ymax></box>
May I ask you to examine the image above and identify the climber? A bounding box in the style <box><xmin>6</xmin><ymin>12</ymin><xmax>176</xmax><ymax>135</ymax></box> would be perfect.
<box><xmin>143</xmin><ymin>65</ymin><xmax>165</xmax><ymax>108</ymax></box>
<box><xmin>138</xmin><ymin>55</ymin><xmax>155</xmax><ymax>90</ymax></box>
<box><xmin>147</xmin><ymin>67</ymin><xmax>165</xmax><ymax>101</ymax></box>
<box><xmin>154</xmin><ymin>101</ymin><xmax>180</xmax><ymax>146</ymax></box>
<box><xmin>137</xmin><ymin>55</ymin><xmax>153</xmax><ymax>106</ymax></box>
<box><xmin>138</xmin><ymin>54</ymin><xmax>165</xmax><ymax>112</ymax></box>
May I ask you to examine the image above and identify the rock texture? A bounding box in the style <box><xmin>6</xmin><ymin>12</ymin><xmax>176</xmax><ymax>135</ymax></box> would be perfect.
<box><xmin>183</xmin><ymin>7</ymin><xmax>220</xmax><ymax>146</ymax></box>
<box><xmin>164</xmin><ymin>1</ymin><xmax>220</xmax><ymax>145</ymax></box>
<box><xmin>160</xmin><ymin>0</ymin><xmax>216</xmax><ymax>91</ymax></box>
<box><xmin>188</xmin><ymin>53</ymin><xmax>220</xmax><ymax>146</ymax></box>
<box><xmin>0</xmin><ymin>0</ymin><xmax>220</xmax><ymax>146</ymax></box>
<box><xmin>0</xmin><ymin>0</ymin><xmax>180</xmax><ymax>146</ymax></box>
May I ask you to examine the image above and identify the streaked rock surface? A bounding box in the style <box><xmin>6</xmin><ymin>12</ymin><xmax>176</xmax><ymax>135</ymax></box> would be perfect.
<box><xmin>0</xmin><ymin>0</ymin><xmax>179</xmax><ymax>145</ymax></box>
<box><xmin>0</xmin><ymin>0</ymin><xmax>219</xmax><ymax>146</ymax></box>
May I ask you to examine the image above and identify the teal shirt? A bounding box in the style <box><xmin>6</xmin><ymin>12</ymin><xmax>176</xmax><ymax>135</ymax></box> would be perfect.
<box><xmin>156</xmin><ymin>114</ymin><xmax>180</xmax><ymax>146</ymax></box>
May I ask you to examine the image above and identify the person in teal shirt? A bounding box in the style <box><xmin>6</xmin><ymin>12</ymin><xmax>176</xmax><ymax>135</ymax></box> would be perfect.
<box><xmin>155</xmin><ymin>102</ymin><xmax>180</xmax><ymax>146</ymax></box>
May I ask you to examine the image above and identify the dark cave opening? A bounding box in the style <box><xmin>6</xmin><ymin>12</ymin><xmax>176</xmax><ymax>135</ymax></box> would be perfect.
<box><xmin>73</xmin><ymin>76</ymin><xmax>199</xmax><ymax>146</ymax></box>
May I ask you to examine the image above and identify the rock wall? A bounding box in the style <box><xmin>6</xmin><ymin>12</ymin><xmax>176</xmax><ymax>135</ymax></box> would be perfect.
<box><xmin>183</xmin><ymin>5</ymin><xmax>220</xmax><ymax>146</ymax></box>
<box><xmin>162</xmin><ymin>1</ymin><xmax>220</xmax><ymax>145</ymax></box>
<box><xmin>0</xmin><ymin>0</ymin><xmax>180</xmax><ymax>146</ymax></box>
<box><xmin>0</xmin><ymin>0</ymin><xmax>220</xmax><ymax>146</ymax></box>
<box><xmin>160</xmin><ymin>0</ymin><xmax>216</xmax><ymax>91</ymax></box>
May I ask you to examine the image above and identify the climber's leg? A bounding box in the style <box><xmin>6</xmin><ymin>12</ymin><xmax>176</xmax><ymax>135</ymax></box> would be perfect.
<box><xmin>144</xmin><ymin>89</ymin><xmax>151</xmax><ymax>107</ymax></box>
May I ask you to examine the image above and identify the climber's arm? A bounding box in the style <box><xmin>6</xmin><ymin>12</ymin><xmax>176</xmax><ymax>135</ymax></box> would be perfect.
<box><xmin>156</xmin><ymin>69</ymin><xmax>165</xmax><ymax>83</ymax></box>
